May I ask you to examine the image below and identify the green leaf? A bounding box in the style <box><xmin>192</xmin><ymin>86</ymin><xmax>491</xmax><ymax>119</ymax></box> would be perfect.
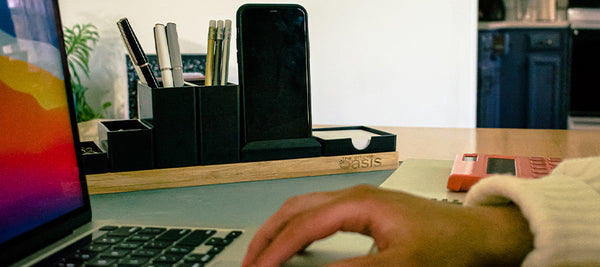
<box><xmin>63</xmin><ymin>23</ymin><xmax>101</xmax><ymax>122</ymax></box>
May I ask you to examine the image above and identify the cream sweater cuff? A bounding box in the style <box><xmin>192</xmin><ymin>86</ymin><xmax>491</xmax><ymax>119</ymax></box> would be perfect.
<box><xmin>464</xmin><ymin>157</ymin><xmax>600</xmax><ymax>266</ymax></box>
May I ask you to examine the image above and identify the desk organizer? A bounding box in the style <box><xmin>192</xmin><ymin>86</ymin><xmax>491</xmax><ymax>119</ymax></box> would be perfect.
<box><xmin>98</xmin><ymin>120</ymin><xmax>154</xmax><ymax>172</ymax></box>
<box><xmin>138</xmin><ymin>82</ymin><xmax>240</xmax><ymax>168</ymax></box>
<box><xmin>80</xmin><ymin>141</ymin><xmax>108</xmax><ymax>174</ymax></box>
<box><xmin>196</xmin><ymin>85</ymin><xmax>241</xmax><ymax>165</ymax></box>
<box><xmin>312</xmin><ymin>126</ymin><xmax>397</xmax><ymax>156</ymax></box>
<box><xmin>138</xmin><ymin>83</ymin><xmax>197</xmax><ymax>168</ymax></box>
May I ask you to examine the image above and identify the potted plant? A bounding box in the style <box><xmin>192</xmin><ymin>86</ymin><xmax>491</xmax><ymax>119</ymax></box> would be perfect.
<box><xmin>63</xmin><ymin>23</ymin><xmax>111</xmax><ymax>122</ymax></box>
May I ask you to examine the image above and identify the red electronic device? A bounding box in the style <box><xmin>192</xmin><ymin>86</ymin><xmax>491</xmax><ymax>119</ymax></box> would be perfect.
<box><xmin>447</xmin><ymin>153</ymin><xmax>562</xmax><ymax>192</ymax></box>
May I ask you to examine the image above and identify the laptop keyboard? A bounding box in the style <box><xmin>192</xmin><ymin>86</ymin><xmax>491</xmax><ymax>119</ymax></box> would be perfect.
<box><xmin>50</xmin><ymin>225</ymin><xmax>243</xmax><ymax>267</ymax></box>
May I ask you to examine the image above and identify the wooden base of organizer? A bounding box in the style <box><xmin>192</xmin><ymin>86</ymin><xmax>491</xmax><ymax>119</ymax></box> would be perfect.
<box><xmin>86</xmin><ymin>151</ymin><xmax>399</xmax><ymax>195</ymax></box>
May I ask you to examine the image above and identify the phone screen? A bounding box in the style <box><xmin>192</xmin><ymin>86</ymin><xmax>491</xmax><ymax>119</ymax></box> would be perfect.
<box><xmin>237</xmin><ymin>4</ymin><xmax>311</xmax><ymax>143</ymax></box>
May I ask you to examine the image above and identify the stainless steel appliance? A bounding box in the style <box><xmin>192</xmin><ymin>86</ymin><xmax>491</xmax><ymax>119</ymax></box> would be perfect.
<box><xmin>567</xmin><ymin>2</ymin><xmax>600</xmax><ymax>129</ymax></box>
<box><xmin>479</xmin><ymin>0</ymin><xmax>506</xmax><ymax>21</ymax></box>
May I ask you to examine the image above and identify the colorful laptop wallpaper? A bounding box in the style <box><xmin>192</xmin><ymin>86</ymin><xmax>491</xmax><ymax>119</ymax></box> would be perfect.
<box><xmin>0</xmin><ymin>0</ymin><xmax>83</xmax><ymax>244</ymax></box>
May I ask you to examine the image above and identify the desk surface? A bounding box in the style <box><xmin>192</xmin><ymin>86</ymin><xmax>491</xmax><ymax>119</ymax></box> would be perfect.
<box><xmin>86</xmin><ymin>125</ymin><xmax>599</xmax><ymax>264</ymax></box>
<box><xmin>88</xmin><ymin>125</ymin><xmax>600</xmax><ymax>225</ymax></box>
<box><xmin>90</xmin><ymin>169</ymin><xmax>393</xmax><ymax>228</ymax></box>
<box><xmin>371</xmin><ymin>126</ymin><xmax>600</xmax><ymax>161</ymax></box>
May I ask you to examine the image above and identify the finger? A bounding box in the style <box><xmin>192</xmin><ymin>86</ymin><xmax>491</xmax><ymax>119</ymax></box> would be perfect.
<box><xmin>243</xmin><ymin>191</ymin><xmax>335</xmax><ymax>266</ymax></box>
<box><xmin>253</xmin><ymin>196</ymin><xmax>375</xmax><ymax>267</ymax></box>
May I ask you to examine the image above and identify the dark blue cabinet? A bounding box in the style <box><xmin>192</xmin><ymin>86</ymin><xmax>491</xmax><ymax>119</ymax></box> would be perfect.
<box><xmin>477</xmin><ymin>28</ymin><xmax>570</xmax><ymax>129</ymax></box>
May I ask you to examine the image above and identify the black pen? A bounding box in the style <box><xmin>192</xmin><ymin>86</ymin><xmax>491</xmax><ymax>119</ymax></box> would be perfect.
<box><xmin>117</xmin><ymin>17</ymin><xmax>159</xmax><ymax>88</ymax></box>
<box><xmin>213</xmin><ymin>20</ymin><xmax>224</xmax><ymax>85</ymax></box>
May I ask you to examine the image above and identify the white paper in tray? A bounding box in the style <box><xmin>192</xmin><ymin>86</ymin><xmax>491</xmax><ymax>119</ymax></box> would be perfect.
<box><xmin>312</xmin><ymin>129</ymin><xmax>381</xmax><ymax>150</ymax></box>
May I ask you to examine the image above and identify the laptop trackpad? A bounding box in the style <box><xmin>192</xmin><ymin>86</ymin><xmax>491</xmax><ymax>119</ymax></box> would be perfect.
<box><xmin>210</xmin><ymin>260</ymin><xmax>244</xmax><ymax>266</ymax></box>
<box><xmin>284</xmin><ymin>232</ymin><xmax>374</xmax><ymax>266</ymax></box>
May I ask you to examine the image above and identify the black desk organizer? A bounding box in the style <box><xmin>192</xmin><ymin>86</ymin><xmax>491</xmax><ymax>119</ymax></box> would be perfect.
<box><xmin>80</xmin><ymin>141</ymin><xmax>108</xmax><ymax>174</ymax></box>
<box><xmin>138</xmin><ymin>81</ymin><xmax>240</xmax><ymax>168</ymax></box>
<box><xmin>97</xmin><ymin>120</ymin><xmax>154</xmax><ymax>172</ymax></box>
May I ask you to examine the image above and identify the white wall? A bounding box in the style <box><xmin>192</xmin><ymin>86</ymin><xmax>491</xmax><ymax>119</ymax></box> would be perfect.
<box><xmin>59</xmin><ymin>0</ymin><xmax>478</xmax><ymax>128</ymax></box>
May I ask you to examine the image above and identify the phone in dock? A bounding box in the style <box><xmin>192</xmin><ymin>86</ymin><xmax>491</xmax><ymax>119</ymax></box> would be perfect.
<box><xmin>236</xmin><ymin>4</ymin><xmax>312</xmax><ymax>144</ymax></box>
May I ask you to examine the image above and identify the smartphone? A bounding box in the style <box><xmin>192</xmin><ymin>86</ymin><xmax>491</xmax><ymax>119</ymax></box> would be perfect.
<box><xmin>236</xmin><ymin>4</ymin><xmax>312</xmax><ymax>144</ymax></box>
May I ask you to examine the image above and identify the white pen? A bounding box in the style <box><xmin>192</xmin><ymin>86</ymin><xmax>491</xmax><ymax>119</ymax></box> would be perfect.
<box><xmin>166</xmin><ymin>22</ymin><xmax>184</xmax><ymax>87</ymax></box>
<box><xmin>154</xmin><ymin>23</ymin><xmax>173</xmax><ymax>87</ymax></box>
<box><xmin>220</xmin><ymin>19</ymin><xmax>232</xmax><ymax>85</ymax></box>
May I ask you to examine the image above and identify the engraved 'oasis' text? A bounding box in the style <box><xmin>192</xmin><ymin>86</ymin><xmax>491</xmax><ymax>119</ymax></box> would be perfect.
<box><xmin>339</xmin><ymin>155</ymin><xmax>383</xmax><ymax>170</ymax></box>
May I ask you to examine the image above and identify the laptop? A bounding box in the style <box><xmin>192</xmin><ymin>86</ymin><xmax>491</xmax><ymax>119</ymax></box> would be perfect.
<box><xmin>0</xmin><ymin>1</ymin><xmax>256</xmax><ymax>266</ymax></box>
<box><xmin>0</xmin><ymin>1</ymin><xmax>376</xmax><ymax>266</ymax></box>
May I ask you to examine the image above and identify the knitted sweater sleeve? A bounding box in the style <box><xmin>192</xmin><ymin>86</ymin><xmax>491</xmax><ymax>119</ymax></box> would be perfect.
<box><xmin>464</xmin><ymin>157</ymin><xmax>600</xmax><ymax>266</ymax></box>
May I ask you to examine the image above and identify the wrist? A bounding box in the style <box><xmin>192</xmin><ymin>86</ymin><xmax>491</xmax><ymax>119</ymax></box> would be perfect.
<box><xmin>473</xmin><ymin>205</ymin><xmax>533</xmax><ymax>266</ymax></box>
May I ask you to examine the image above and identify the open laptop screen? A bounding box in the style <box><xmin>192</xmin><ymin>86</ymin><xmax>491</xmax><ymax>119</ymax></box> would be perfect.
<box><xmin>0</xmin><ymin>0</ymin><xmax>86</xmax><ymax>250</ymax></box>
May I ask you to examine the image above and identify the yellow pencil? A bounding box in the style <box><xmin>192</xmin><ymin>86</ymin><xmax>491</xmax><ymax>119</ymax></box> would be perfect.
<box><xmin>205</xmin><ymin>20</ymin><xmax>217</xmax><ymax>86</ymax></box>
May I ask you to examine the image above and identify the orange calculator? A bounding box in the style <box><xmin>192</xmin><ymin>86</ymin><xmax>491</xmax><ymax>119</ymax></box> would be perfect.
<box><xmin>447</xmin><ymin>153</ymin><xmax>562</xmax><ymax>192</ymax></box>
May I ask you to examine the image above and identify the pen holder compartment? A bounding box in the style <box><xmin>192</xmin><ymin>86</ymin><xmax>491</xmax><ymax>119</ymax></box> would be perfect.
<box><xmin>138</xmin><ymin>82</ymin><xmax>198</xmax><ymax>168</ymax></box>
<box><xmin>97</xmin><ymin>120</ymin><xmax>154</xmax><ymax>172</ymax></box>
<box><xmin>138</xmin><ymin>81</ymin><xmax>241</xmax><ymax>167</ymax></box>
<box><xmin>196</xmin><ymin>83</ymin><xmax>241</xmax><ymax>165</ymax></box>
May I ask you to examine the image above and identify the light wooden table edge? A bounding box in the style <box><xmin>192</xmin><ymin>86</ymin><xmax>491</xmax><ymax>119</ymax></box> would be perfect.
<box><xmin>86</xmin><ymin>151</ymin><xmax>399</xmax><ymax>195</ymax></box>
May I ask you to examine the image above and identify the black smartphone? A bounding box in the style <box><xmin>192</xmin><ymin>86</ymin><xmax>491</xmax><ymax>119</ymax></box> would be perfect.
<box><xmin>236</xmin><ymin>4</ymin><xmax>312</xmax><ymax>144</ymax></box>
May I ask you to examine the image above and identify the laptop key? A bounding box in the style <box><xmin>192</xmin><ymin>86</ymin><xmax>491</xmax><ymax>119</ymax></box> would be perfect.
<box><xmin>178</xmin><ymin>230</ymin><xmax>216</xmax><ymax>246</ymax></box>
<box><xmin>138</xmin><ymin>227</ymin><xmax>166</xmax><ymax>236</ymax></box>
<box><xmin>99</xmin><ymin>249</ymin><xmax>131</xmax><ymax>259</ymax></box>
<box><xmin>113</xmin><ymin>241</ymin><xmax>143</xmax><ymax>250</ymax></box>
<box><xmin>207</xmin><ymin>246</ymin><xmax>224</xmax><ymax>255</ymax></box>
<box><xmin>108</xmin><ymin>226</ymin><xmax>142</xmax><ymax>237</ymax></box>
<box><xmin>165</xmin><ymin>245</ymin><xmax>193</xmax><ymax>255</ymax></box>
<box><xmin>117</xmin><ymin>256</ymin><xmax>150</xmax><ymax>266</ymax></box>
<box><xmin>205</xmin><ymin>237</ymin><xmax>231</xmax><ymax>247</ymax></box>
<box><xmin>93</xmin><ymin>235</ymin><xmax>124</xmax><ymax>245</ymax></box>
<box><xmin>156</xmin><ymin>228</ymin><xmax>191</xmax><ymax>241</ymax></box>
<box><xmin>226</xmin><ymin>230</ymin><xmax>242</xmax><ymax>239</ymax></box>
<box><xmin>86</xmin><ymin>258</ymin><xmax>116</xmax><ymax>267</ymax></box>
<box><xmin>130</xmin><ymin>248</ymin><xmax>161</xmax><ymax>258</ymax></box>
<box><xmin>127</xmin><ymin>234</ymin><xmax>153</xmax><ymax>242</ymax></box>
<box><xmin>144</xmin><ymin>240</ymin><xmax>174</xmax><ymax>249</ymax></box>
<box><xmin>184</xmin><ymin>253</ymin><xmax>214</xmax><ymax>263</ymax></box>
<box><xmin>152</xmin><ymin>254</ymin><xmax>184</xmax><ymax>264</ymax></box>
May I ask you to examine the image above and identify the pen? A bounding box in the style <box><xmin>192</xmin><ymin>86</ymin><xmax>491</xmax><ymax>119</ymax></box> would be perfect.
<box><xmin>166</xmin><ymin>22</ymin><xmax>184</xmax><ymax>87</ymax></box>
<box><xmin>117</xmin><ymin>18</ymin><xmax>159</xmax><ymax>89</ymax></box>
<box><xmin>154</xmin><ymin>23</ymin><xmax>173</xmax><ymax>87</ymax></box>
<box><xmin>213</xmin><ymin>20</ymin><xmax>224</xmax><ymax>86</ymax></box>
<box><xmin>220</xmin><ymin>19</ymin><xmax>232</xmax><ymax>85</ymax></box>
<box><xmin>205</xmin><ymin>20</ymin><xmax>217</xmax><ymax>86</ymax></box>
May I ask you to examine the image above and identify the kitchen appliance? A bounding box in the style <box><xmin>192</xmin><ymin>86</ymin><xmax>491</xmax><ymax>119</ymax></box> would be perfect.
<box><xmin>567</xmin><ymin>2</ymin><xmax>600</xmax><ymax>129</ymax></box>
<box><xmin>479</xmin><ymin>0</ymin><xmax>506</xmax><ymax>21</ymax></box>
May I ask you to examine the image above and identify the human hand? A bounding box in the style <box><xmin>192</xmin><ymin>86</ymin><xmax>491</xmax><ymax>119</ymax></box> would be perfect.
<box><xmin>242</xmin><ymin>184</ymin><xmax>532</xmax><ymax>267</ymax></box>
